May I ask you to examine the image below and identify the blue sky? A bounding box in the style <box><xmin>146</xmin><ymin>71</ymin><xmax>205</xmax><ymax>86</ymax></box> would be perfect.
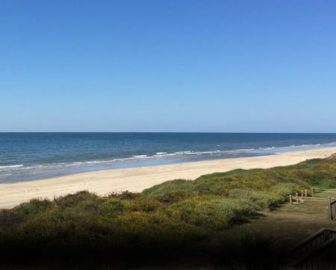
<box><xmin>1</xmin><ymin>0</ymin><xmax>336</xmax><ymax>132</ymax></box>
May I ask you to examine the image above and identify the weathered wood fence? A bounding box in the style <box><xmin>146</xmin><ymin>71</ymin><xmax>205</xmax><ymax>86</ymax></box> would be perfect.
<box><xmin>289</xmin><ymin>188</ymin><xmax>314</xmax><ymax>205</ymax></box>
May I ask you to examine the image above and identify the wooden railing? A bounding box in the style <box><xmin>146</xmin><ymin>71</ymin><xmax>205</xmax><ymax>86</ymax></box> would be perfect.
<box><xmin>290</xmin><ymin>228</ymin><xmax>336</xmax><ymax>267</ymax></box>
<box><xmin>329</xmin><ymin>197</ymin><xmax>336</xmax><ymax>220</ymax></box>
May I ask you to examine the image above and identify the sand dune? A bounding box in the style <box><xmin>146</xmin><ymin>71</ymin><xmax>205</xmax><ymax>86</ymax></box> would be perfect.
<box><xmin>0</xmin><ymin>147</ymin><xmax>336</xmax><ymax>209</ymax></box>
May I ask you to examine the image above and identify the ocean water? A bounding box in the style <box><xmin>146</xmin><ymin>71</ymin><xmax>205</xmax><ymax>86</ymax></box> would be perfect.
<box><xmin>0</xmin><ymin>133</ymin><xmax>336</xmax><ymax>183</ymax></box>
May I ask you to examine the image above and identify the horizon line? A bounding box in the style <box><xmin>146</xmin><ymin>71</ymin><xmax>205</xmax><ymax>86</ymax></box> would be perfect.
<box><xmin>1</xmin><ymin>131</ymin><xmax>336</xmax><ymax>134</ymax></box>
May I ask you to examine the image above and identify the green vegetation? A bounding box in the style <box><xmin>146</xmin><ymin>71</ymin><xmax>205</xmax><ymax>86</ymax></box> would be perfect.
<box><xmin>1</xmin><ymin>154</ymin><xmax>336</xmax><ymax>268</ymax></box>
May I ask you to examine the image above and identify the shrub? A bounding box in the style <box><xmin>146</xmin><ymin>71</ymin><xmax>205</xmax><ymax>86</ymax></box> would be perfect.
<box><xmin>99</xmin><ymin>197</ymin><xmax>126</xmax><ymax>216</ymax></box>
<box><xmin>116</xmin><ymin>190</ymin><xmax>140</xmax><ymax>200</ymax></box>
<box><xmin>124</xmin><ymin>197</ymin><xmax>162</xmax><ymax>212</ymax></box>
<box><xmin>228</xmin><ymin>189</ymin><xmax>281</xmax><ymax>210</ymax></box>
<box><xmin>13</xmin><ymin>199</ymin><xmax>53</xmax><ymax>217</ymax></box>
<box><xmin>143</xmin><ymin>179</ymin><xmax>196</xmax><ymax>204</ymax></box>
<box><xmin>166</xmin><ymin>196</ymin><xmax>257</xmax><ymax>230</ymax></box>
<box><xmin>114</xmin><ymin>211</ymin><xmax>204</xmax><ymax>250</ymax></box>
<box><xmin>0</xmin><ymin>209</ymin><xmax>23</xmax><ymax>227</ymax></box>
<box><xmin>54</xmin><ymin>191</ymin><xmax>98</xmax><ymax>208</ymax></box>
<box><xmin>271</xmin><ymin>183</ymin><xmax>299</xmax><ymax>197</ymax></box>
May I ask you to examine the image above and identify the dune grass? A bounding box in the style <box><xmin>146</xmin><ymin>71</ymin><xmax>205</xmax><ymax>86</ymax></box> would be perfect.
<box><xmin>1</xmin><ymin>154</ymin><xmax>336</xmax><ymax>268</ymax></box>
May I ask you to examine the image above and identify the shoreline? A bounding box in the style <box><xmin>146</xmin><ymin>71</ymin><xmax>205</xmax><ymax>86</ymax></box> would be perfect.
<box><xmin>1</xmin><ymin>147</ymin><xmax>336</xmax><ymax>209</ymax></box>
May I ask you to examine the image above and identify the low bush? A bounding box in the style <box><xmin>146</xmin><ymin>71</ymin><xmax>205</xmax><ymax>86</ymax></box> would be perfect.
<box><xmin>13</xmin><ymin>199</ymin><xmax>53</xmax><ymax>217</ymax></box>
<box><xmin>166</xmin><ymin>196</ymin><xmax>257</xmax><ymax>230</ymax></box>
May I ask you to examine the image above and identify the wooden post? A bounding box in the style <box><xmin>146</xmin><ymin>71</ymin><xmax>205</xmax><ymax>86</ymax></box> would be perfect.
<box><xmin>289</xmin><ymin>194</ymin><xmax>292</xmax><ymax>204</ymax></box>
<box><xmin>295</xmin><ymin>192</ymin><xmax>298</xmax><ymax>204</ymax></box>
<box><xmin>329</xmin><ymin>197</ymin><xmax>333</xmax><ymax>220</ymax></box>
<box><xmin>311</xmin><ymin>187</ymin><xmax>314</xmax><ymax>197</ymax></box>
<box><xmin>305</xmin><ymin>189</ymin><xmax>307</xmax><ymax>197</ymax></box>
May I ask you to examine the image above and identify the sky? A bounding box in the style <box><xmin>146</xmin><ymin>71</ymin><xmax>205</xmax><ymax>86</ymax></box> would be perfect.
<box><xmin>1</xmin><ymin>0</ymin><xmax>336</xmax><ymax>132</ymax></box>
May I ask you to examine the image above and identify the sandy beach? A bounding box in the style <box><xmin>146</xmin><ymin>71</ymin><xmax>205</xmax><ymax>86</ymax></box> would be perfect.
<box><xmin>0</xmin><ymin>147</ymin><xmax>335</xmax><ymax>209</ymax></box>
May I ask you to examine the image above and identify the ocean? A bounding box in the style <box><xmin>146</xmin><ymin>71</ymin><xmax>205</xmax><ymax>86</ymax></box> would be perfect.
<box><xmin>0</xmin><ymin>132</ymin><xmax>336</xmax><ymax>183</ymax></box>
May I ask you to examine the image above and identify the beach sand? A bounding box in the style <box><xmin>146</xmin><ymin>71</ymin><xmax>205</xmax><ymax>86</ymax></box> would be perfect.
<box><xmin>0</xmin><ymin>147</ymin><xmax>336</xmax><ymax>209</ymax></box>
